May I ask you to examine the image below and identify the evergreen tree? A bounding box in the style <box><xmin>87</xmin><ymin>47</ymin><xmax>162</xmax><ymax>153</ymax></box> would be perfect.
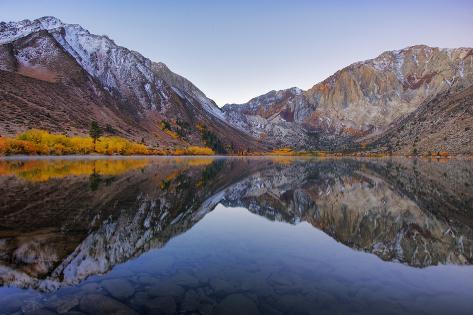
<box><xmin>89</xmin><ymin>121</ymin><xmax>102</xmax><ymax>151</ymax></box>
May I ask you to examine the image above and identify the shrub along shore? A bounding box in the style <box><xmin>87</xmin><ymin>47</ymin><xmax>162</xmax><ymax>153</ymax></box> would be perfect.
<box><xmin>0</xmin><ymin>129</ymin><xmax>459</xmax><ymax>158</ymax></box>
<box><xmin>0</xmin><ymin>129</ymin><xmax>215</xmax><ymax>156</ymax></box>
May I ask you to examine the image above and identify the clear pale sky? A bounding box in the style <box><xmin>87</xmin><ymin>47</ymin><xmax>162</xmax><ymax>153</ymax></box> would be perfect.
<box><xmin>1</xmin><ymin>0</ymin><xmax>473</xmax><ymax>105</ymax></box>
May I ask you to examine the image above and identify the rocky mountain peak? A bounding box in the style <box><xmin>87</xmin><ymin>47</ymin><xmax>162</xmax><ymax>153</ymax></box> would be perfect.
<box><xmin>223</xmin><ymin>44</ymin><xmax>473</xmax><ymax>151</ymax></box>
<box><xmin>0</xmin><ymin>17</ymin><xmax>59</xmax><ymax>42</ymax></box>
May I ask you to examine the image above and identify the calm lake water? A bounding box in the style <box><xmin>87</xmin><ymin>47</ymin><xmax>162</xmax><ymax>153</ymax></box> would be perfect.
<box><xmin>0</xmin><ymin>156</ymin><xmax>472</xmax><ymax>315</ymax></box>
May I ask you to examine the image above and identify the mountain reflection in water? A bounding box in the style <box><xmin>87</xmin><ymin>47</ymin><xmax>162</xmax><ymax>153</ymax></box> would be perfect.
<box><xmin>0</xmin><ymin>156</ymin><xmax>473</xmax><ymax>315</ymax></box>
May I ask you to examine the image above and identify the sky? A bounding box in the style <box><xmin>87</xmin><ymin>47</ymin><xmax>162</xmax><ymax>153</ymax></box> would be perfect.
<box><xmin>1</xmin><ymin>0</ymin><xmax>473</xmax><ymax>105</ymax></box>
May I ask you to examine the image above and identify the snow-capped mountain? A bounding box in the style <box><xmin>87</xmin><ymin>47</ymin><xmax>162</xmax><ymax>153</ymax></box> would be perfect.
<box><xmin>0</xmin><ymin>16</ymin><xmax>218</xmax><ymax>113</ymax></box>
<box><xmin>0</xmin><ymin>16</ymin><xmax>260</xmax><ymax>151</ymax></box>
<box><xmin>223</xmin><ymin>45</ymin><xmax>473</xmax><ymax>152</ymax></box>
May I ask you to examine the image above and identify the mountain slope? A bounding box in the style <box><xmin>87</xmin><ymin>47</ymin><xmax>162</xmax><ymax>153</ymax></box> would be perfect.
<box><xmin>365</xmin><ymin>82</ymin><xmax>473</xmax><ymax>155</ymax></box>
<box><xmin>0</xmin><ymin>17</ymin><xmax>262</xmax><ymax>152</ymax></box>
<box><xmin>223</xmin><ymin>45</ymin><xmax>473</xmax><ymax>151</ymax></box>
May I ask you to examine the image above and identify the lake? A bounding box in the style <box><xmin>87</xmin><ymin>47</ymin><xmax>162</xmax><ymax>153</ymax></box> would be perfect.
<box><xmin>0</xmin><ymin>156</ymin><xmax>472</xmax><ymax>315</ymax></box>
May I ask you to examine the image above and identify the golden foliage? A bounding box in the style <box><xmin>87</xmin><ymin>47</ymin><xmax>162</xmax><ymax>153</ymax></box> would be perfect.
<box><xmin>0</xmin><ymin>138</ymin><xmax>49</xmax><ymax>155</ymax></box>
<box><xmin>267</xmin><ymin>148</ymin><xmax>330</xmax><ymax>157</ymax></box>
<box><xmin>167</xmin><ymin>146</ymin><xmax>215</xmax><ymax>156</ymax></box>
<box><xmin>0</xmin><ymin>129</ymin><xmax>152</xmax><ymax>155</ymax></box>
<box><xmin>186</xmin><ymin>157</ymin><xmax>215</xmax><ymax>166</ymax></box>
<box><xmin>0</xmin><ymin>130</ymin><xmax>217</xmax><ymax>157</ymax></box>
<box><xmin>195</xmin><ymin>123</ymin><xmax>205</xmax><ymax>132</ymax></box>
<box><xmin>159</xmin><ymin>120</ymin><xmax>180</xmax><ymax>139</ymax></box>
<box><xmin>270</xmin><ymin>148</ymin><xmax>295</xmax><ymax>155</ymax></box>
<box><xmin>95</xmin><ymin>136</ymin><xmax>150</xmax><ymax>155</ymax></box>
<box><xmin>0</xmin><ymin>159</ymin><xmax>151</xmax><ymax>181</ymax></box>
<box><xmin>163</xmin><ymin>129</ymin><xmax>180</xmax><ymax>139</ymax></box>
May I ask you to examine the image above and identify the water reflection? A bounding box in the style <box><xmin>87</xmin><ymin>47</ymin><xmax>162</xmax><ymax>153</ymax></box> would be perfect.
<box><xmin>0</xmin><ymin>157</ymin><xmax>472</xmax><ymax>314</ymax></box>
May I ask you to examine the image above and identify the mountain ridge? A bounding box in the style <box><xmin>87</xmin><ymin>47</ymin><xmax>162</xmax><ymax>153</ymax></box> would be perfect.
<box><xmin>1</xmin><ymin>16</ymin><xmax>472</xmax><ymax>154</ymax></box>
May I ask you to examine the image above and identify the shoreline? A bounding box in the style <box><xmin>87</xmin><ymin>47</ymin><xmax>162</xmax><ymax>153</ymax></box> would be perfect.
<box><xmin>1</xmin><ymin>154</ymin><xmax>472</xmax><ymax>160</ymax></box>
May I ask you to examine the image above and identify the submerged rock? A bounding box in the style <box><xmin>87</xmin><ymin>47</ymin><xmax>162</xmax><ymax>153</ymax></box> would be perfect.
<box><xmin>181</xmin><ymin>289</ymin><xmax>201</xmax><ymax>311</ymax></box>
<box><xmin>79</xmin><ymin>294</ymin><xmax>138</xmax><ymax>315</ymax></box>
<box><xmin>101</xmin><ymin>278</ymin><xmax>135</xmax><ymax>299</ymax></box>
<box><xmin>49</xmin><ymin>295</ymin><xmax>80</xmax><ymax>314</ymax></box>
<box><xmin>213</xmin><ymin>294</ymin><xmax>259</xmax><ymax>315</ymax></box>
<box><xmin>147</xmin><ymin>282</ymin><xmax>185</xmax><ymax>297</ymax></box>
<box><xmin>144</xmin><ymin>296</ymin><xmax>176</xmax><ymax>315</ymax></box>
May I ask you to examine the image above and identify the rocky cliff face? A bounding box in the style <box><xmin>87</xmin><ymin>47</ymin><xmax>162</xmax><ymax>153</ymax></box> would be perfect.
<box><xmin>223</xmin><ymin>45</ymin><xmax>473</xmax><ymax>151</ymax></box>
<box><xmin>223</xmin><ymin>88</ymin><xmax>312</xmax><ymax>149</ymax></box>
<box><xmin>0</xmin><ymin>17</ymin><xmax>261</xmax><ymax>151</ymax></box>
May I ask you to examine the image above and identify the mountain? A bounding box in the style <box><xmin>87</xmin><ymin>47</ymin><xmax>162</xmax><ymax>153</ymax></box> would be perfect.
<box><xmin>0</xmin><ymin>17</ymin><xmax>262</xmax><ymax>152</ymax></box>
<box><xmin>223</xmin><ymin>45</ymin><xmax>473</xmax><ymax>151</ymax></box>
<box><xmin>1</xmin><ymin>17</ymin><xmax>472</xmax><ymax>154</ymax></box>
